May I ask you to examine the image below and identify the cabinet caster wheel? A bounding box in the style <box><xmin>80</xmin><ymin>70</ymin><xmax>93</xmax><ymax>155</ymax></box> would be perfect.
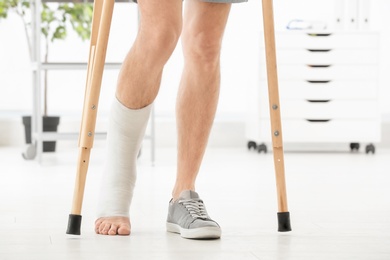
<box><xmin>350</xmin><ymin>143</ymin><xmax>360</xmax><ymax>152</ymax></box>
<box><xmin>22</xmin><ymin>144</ymin><xmax>37</xmax><ymax>160</ymax></box>
<box><xmin>247</xmin><ymin>141</ymin><xmax>257</xmax><ymax>151</ymax></box>
<box><xmin>365</xmin><ymin>144</ymin><xmax>375</xmax><ymax>154</ymax></box>
<box><xmin>257</xmin><ymin>143</ymin><xmax>267</xmax><ymax>154</ymax></box>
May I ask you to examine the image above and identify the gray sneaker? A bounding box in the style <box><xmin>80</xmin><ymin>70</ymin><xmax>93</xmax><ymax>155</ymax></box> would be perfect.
<box><xmin>166</xmin><ymin>190</ymin><xmax>221</xmax><ymax>239</ymax></box>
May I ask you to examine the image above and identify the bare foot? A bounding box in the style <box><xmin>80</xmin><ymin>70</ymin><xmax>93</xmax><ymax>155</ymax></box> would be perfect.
<box><xmin>95</xmin><ymin>216</ymin><xmax>131</xmax><ymax>236</ymax></box>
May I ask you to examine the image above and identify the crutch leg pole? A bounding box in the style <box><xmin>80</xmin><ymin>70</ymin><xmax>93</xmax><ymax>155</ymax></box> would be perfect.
<box><xmin>262</xmin><ymin>0</ymin><xmax>292</xmax><ymax>232</ymax></box>
<box><xmin>66</xmin><ymin>0</ymin><xmax>115</xmax><ymax>235</ymax></box>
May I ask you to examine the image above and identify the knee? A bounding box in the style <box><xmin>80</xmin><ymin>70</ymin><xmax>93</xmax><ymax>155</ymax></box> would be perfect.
<box><xmin>182</xmin><ymin>32</ymin><xmax>223</xmax><ymax>68</ymax></box>
<box><xmin>138</xmin><ymin>23</ymin><xmax>182</xmax><ymax>61</ymax></box>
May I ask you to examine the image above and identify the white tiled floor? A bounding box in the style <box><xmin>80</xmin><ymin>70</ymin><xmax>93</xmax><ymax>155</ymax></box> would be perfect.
<box><xmin>0</xmin><ymin>144</ymin><xmax>389</xmax><ymax>260</ymax></box>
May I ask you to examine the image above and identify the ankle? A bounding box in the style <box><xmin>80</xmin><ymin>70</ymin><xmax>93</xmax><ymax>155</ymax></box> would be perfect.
<box><xmin>172</xmin><ymin>186</ymin><xmax>195</xmax><ymax>201</ymax></box>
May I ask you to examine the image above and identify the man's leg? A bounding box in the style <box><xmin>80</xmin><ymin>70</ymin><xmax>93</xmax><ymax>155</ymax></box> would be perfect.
<box><xmin>173</xmin><ymin>0</ymin><xmax>231</xmax><ymax>199</ymax></box>
<box><xmin>166</xmin><ymin>0</ymin><xmax>231</xmax><ymax>239</ymax></box>
<box><xmin>95</xmin><ymin>0</ymin><xmax>183</xmax><ymax>236</ymax></box>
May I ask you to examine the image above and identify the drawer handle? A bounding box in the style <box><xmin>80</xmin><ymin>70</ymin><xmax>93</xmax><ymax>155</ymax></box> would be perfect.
<box><xmin>307</xmin><ymin>33</ymin><xmax>332</xmax><ymax>37</ymax></box>
<box><xmin>306</xmin><ymin>99</ymin><xmax>331</xmax><ymax>103</ymax></box>
<box><xmin>306</xmin><ymin>119</ymin><xmax>331</xmax><ymax>123</ymax></box>
<box><xmin>307</xmin><ymin>64</ymin><xmax>332</xmax><ymax>68</ymax></box>
<box><xmin>306</xmin><ymin>80</ymin><xmax>331</xmax><ymax>84</ymax></box>
<box><xmin>307</xmin><ymin>49</ymin><xmax>332</xmax><ymax>52</ymax></box>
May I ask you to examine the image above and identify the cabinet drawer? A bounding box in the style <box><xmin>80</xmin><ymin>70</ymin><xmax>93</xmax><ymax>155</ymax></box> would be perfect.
<box><xmin>260</xmin><ymin>32</ymin><xmax>379</xmax><ymax>49</ymax></box>
<box><xmin>258</xmin><ymin>99</ymin><xmax>379</xmax><ymax>119</ymax></box>
<box><xmin>252</xmin><ymin>119</ymin><xmax>381</xmax><ymax>143</ymax></box>
<box><xmin>259</xmin><ymin>80</ymin><xmax>378</xmax><ymax>100</ymax></box>
<box><xmin>260</xmin><ymin>49</ymin><xmax>378</xmax><ymax>65</ymax></box>
<box><xmin>260</xmin><ymin>65</ymin><xmax>378</xmax><ymax>80</ymax></box>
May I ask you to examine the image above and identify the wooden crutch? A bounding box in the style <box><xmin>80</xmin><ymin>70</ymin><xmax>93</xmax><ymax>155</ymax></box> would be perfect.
<box><xmin>66</xmin><ymin>0</ymin><xmax>115</xmax><ymax>235</ymax></box>
<box><xmin>262</xmin><ymin>0</ymin><xmax>292</xmax><ymax>232</ymax></box>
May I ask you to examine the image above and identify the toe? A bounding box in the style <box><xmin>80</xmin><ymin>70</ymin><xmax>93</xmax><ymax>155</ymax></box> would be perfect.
<box><xmin>108</xmin><ymin>224</ymin><xmax>118</xmax><ymax>235</ymax></box>
<box><xmin>95</xmin><ymin>219</ymin><xmax>103</xmax><ymax>234</ymax></box>
<box><xmin>117</xmin><ymin>224</ymin><xmax>131</xmax><ymax>235</ymax></box>
<box><xmin>100</xmin><ymin>223</ymin><xmax>111</xmax><ymax>235</ymax></box>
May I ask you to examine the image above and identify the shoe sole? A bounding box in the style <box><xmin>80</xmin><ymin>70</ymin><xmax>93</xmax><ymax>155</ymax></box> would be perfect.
<box><xmin>166</xmin><ymin>222</ymin><xmax>221</xmax><ymax>239</ymax></box>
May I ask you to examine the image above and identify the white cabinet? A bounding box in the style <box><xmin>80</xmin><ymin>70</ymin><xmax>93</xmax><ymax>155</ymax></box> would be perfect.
<box><xmin>246</xmin><ymin>31</ymin><xmax>381</xmax><ymax>153</ymax></box>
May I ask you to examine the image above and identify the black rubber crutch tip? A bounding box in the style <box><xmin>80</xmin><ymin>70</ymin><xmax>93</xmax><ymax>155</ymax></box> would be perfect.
<box><xmin>277</xmin><ymin>212</ymin><xmax>292</xmax><ymax>232</ymax></box>
<box><xmin>66</xmin><ymin>214</ymin><xmax>82</xmax><ymax>235</ymax></box>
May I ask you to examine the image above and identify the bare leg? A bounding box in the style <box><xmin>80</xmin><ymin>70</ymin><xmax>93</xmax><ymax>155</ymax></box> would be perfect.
<box><xmin>172</xmin><ymin>0</ymin><xmax>231</xmax><ymax>200</ymax></box>
<box><xmin>116</xmin><ymin>0</ymin><xmax>183</xmax><ymax>109</ymax></box>
<box><xmin>95</xmin><ymin>0</ymin><xmax>182</xmax><ymax>235</ymax></box>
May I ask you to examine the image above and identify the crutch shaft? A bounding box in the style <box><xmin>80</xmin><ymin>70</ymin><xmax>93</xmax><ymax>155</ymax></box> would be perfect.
<box><xmin>66</xmin><ymin>147</ymin><xmax>91</xmax><ymax>235</ymax></box>
<box><xmin>273</xmin><ymin>147</ymin><xmax>288</xmax><ymax>212</ymax></box>
<box><xmin>67</xmin><ymin>0</ymin><xmax>115</xmax><ymax>235</ymax></box>
<box><xmin>71</xmin><ymin>147</ymin><xmax>91</xmax><ymax>214</ymax></box>
<box><xmin>80</xmin><ymin>0</ymin><xmax>114</xmax><ymax>149</ymax></box>
<box><xmin>262</xmin><ymin>0</ymin><xmax>291</xmax><ymax>232</ymax></box>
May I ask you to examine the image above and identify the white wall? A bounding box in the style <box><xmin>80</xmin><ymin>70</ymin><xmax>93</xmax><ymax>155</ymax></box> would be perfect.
<box><xmin>1</xmin><ymin>0</ymin><xmax>389</xmax><ymax>146</ymax></box>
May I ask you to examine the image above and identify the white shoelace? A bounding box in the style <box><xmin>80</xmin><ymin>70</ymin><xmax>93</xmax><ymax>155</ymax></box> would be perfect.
<box><xmin>179</xmin><ymin>199</ymin><xmax>208</xmax><ymax>219</ymax></box>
